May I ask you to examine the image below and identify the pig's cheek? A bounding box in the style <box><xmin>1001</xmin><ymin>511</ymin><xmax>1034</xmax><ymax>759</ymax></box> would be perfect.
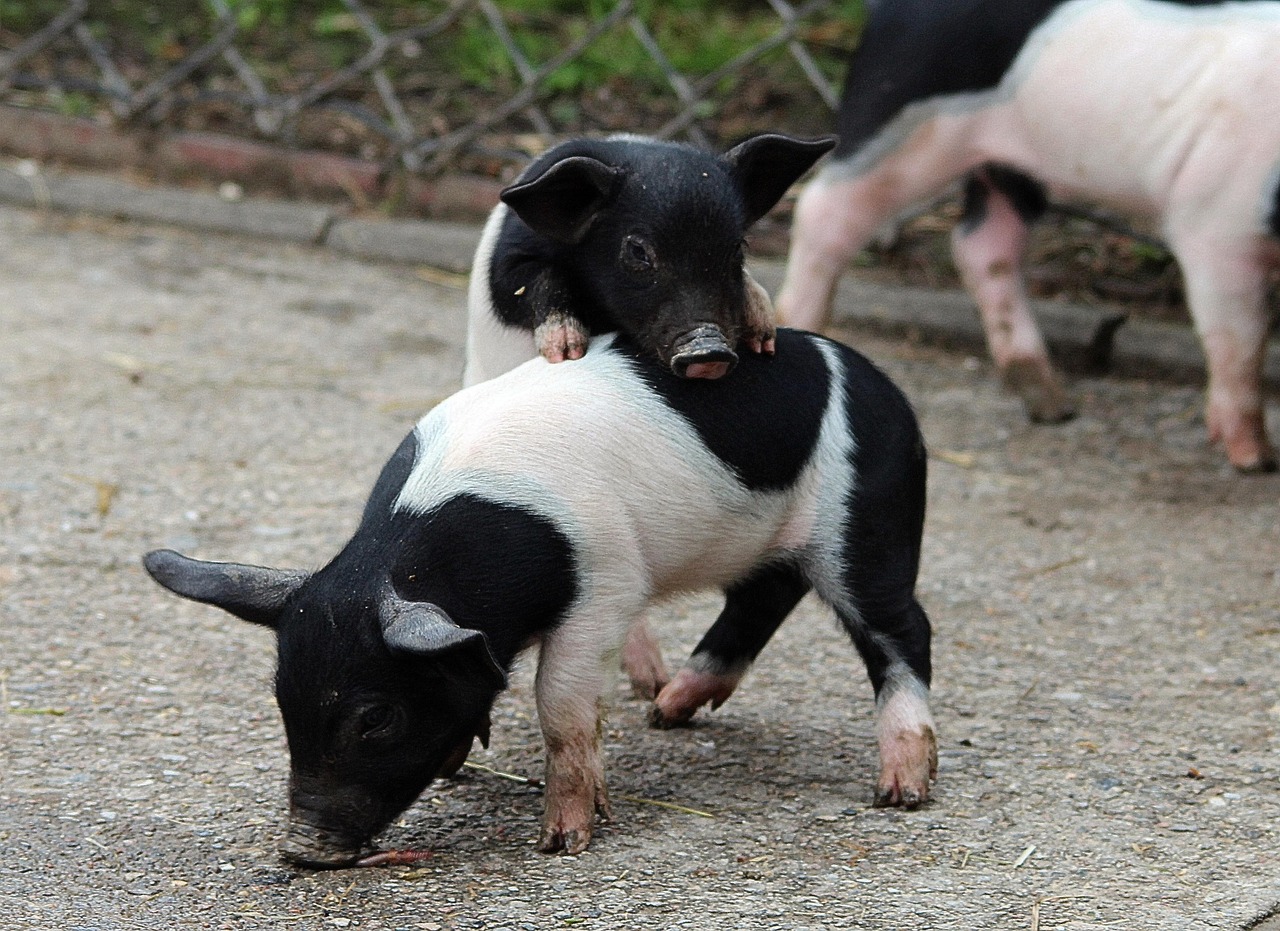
<box><xmin>437</xmin><ymin>739</ymin><xmax>475</xmax><ymax>778</ymax></box>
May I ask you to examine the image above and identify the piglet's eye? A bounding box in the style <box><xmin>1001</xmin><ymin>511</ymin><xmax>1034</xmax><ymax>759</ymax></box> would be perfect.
<box><xmin>356</xmin><ymin>703</ymin><xmax>401</xmax><ymax>741</ymax></box>
<box><xmin>621</xmin><ymin>235</ymin><xmax>656</xmax><ymax>273</ymax></box>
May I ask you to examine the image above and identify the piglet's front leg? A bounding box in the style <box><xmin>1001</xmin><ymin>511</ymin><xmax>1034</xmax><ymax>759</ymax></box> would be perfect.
<box><xmin>742</xmin><ymin>269</ymin><xmax>777</xmax><ymax>356</ymax></box>
<box><xmin>525</xmin><ymin>268</ymin><xmax>591</xmax><ymax>363</ymax></box>
<box><xmin>535</xmin><ymin>311</ymin><xmax>591</xmax><ymax>363</ymax></box>
<box><xmin>539</xmin><ymin>730</ymin><xmax>612</xmax><ymax>855</ymax></box>
<box><xmin>534</xmin><ymin>625</ymin><xmax>614</xmax><ymax>855</ymax></box>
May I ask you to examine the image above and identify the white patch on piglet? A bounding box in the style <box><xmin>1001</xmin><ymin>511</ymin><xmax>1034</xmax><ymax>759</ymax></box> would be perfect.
<box><xmin>463</xmin><ymin>204</ymin><xmax>537</xmax><ymax>387</ymax></box>
<box><xmin>399</xmin><ymin>336</ymin><xmax>827</xmax><ymax>610</ymax></box>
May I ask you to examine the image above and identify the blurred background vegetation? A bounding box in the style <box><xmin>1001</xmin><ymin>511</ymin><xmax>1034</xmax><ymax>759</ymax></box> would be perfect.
<box><xmin>0</xmin><ymin>1</ymin><xmax>1187</xmax><ymax>310</ymax></box>
<box><xmin>1</xmin><ymin>1</ymin><xmax>865</xmax><ymax>147</ymax></box>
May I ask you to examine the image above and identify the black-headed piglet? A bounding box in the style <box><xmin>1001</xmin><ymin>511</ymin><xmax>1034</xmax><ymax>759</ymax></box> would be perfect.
<box><xmin>144</xmin><ymin>328</ymin><xmax>935</xmax><ymax>866</ymax></box>
<box><xmin>463</xmin><ymin>132</ymin><xmax>835</xmax><ymax>384</ymax></box>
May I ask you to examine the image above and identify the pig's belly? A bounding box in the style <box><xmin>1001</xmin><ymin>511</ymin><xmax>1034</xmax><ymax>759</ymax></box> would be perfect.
<box><xmin>622</xmin><ymin>488</ymin><xmax>803</xmax><ymax>596</ymax></box>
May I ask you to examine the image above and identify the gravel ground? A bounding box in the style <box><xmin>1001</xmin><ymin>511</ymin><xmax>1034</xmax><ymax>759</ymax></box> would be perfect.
<box><xmin>1</xmin><ymin>205</ymin><xmax>1278</xmax><ymax>930</ymax></box>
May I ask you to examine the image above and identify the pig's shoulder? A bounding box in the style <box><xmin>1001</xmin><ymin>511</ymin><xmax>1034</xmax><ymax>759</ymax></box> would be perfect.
<box><xmin>357</xmin><ymin>429</ymin><xmax>419</xmax><ymax>533</ymax></box>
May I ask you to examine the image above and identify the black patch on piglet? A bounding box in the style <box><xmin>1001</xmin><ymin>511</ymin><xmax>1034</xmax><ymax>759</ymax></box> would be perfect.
<box><xmin>382</xmin><ymin>492</ymin><xmax>579</xmax><ymax>665</ymax></box>
<box><xmin>837</xmin><ymin>336</ymin><xmax>931</xmax><ymax>693</ymax></box>
<box><xmin>687</xmin><ymin>562</ymin><xmax>812</xmax><ymax>672</ymax></box>
<box><xmin>613</xmin><ymin>327</ymin><xmax>829</xmax><ymax>492</ymax></box>
<box><xmin>832</xmin><ymin>0</ymin><xmax>1068</xmax><ymax>158</ymax></box>
<box><xmin>959</xmin><ymin>165</ymin><xmax>1048</xmax><ymax>233</ymax></box>
<box><xmin>357</xmin><ymin>429</ymin><xmax>418</xmax><ymax>530</ymax></box>
<box><xmin>1270</xmin><ymin>172</ymin><xmax>1280</xmax><ymax>240</ymax></box>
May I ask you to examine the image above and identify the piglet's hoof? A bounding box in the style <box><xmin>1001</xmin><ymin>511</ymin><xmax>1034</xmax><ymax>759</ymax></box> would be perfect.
<box><xmin>535</xmin><ymin>312</ymin><xmax>590</xmax><ymax>363</ymax></box>
<box><xmin>538</xmin><ymin>786</ymin><xmax>611</xmax><ymax>855</ymax></box>
<box><xmin>742</xmin><ymin>271</ymin><xmax>777</xmax><ymax>355</ymax></box>
<box><xmin>648</xmin><ymin>665</ymin><xmax>738</xmax><ymax>728</ymax></box>
<box><xmin>874</xmin><ymin>724</ymin><xmax>938</xmax><ymax>810</ymax></box>
<box><xmin>621</xmin><ymin>621</ymin><xmax>670</xmax><ymax>700</ymax></box>
<box><xmin>1210</xmin><ymin>409</ymin><xmax>1279</xmax><ymax>473</ymax></box>
<box><xmin>1001</xmin><ymin>359</ymin><xmax>1077</xmax><ymax>424</ymax></box>
<box><xmin>670</xmin><ymin>325</ymin><xmax>738</xmax><ymax>379</ymax></box>
<box><xmin>1235</xmin><ymin>455</ymin><xmax>1280</xmax><ymax>475</ymax></box>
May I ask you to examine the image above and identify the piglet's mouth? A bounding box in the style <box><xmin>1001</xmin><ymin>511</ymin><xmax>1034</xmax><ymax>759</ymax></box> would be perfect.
<box><xmin>279</xmin><ymin>812</ymin><xmax>367</xmax><ymax>869</ymax></box>
<box><xmin>280</xmin><ymin>832</ymin><xmax>361</xmax><ymax>869</ymax></box>
<box><xmin>670</xmin><ymin>324</ymin><xmax>738</xmax><ymax>379</ymax></box>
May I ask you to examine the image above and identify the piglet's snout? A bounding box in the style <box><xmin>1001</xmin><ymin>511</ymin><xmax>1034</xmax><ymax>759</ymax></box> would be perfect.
<box><xmin>279</xmin><ymin>782</ymin><xmax>373</xmax><ymax>869</ymax></box>
<box><xmin>279</xmin><ymin>814</ymin><xmax>362</xmax><ymax>869</ymax></box>
<box><xmin>670</xmin><ymin>324</ymin><xmax>738</xmax><ymax>380</ymax></box>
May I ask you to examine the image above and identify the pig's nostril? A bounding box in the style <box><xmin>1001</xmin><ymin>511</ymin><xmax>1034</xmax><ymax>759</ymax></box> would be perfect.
<box><xmin>670</xmin><ymin>325</ymin><xmax>738</xmax><ymax>379</ymax></box>
<box><xmin>279</xmin><ymin>818</ymin><xmax>363</xmax><ymax>869</ymax></box>
<box><xmin>681</xmin><ymin>360</ymin><xmax>732</xmax><ymax>379</ymax></box>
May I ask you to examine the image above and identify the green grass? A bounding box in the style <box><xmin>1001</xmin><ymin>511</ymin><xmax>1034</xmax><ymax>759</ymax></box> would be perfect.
<box><xmin>3</xmin><ymin>0</ymin><xmax>865</xmax><ymax>137</ymax></box>
<box><xmin>445</xmin><ymin>0</ymin><xmax>865</xmax><ymax>95</ymax></box>
<box><xmin>4</xmin><ymin>0</ymin><xmax>862</xmax><ymax>88</ymax></box>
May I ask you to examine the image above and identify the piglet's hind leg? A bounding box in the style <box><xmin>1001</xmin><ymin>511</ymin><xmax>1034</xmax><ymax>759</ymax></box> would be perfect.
<box><xmin>838</xmin><ymin>595</ymin><xmax>936</xmax><ymax>809</ymax></box>
<box><xmin>1171</xmin><ymin>236</ymin><xmax>1277</xmax><ymax>473</ymax></box>
<box><xmin>651</xmin><ymin>564</ymin><xmax>809</xmax><ymax>728</ymax></box>
<box><xmin>873</xmin><ymin>676</ymin><xmax>937</xmax><ymax>809</ymax></box>
<box><xmin>952</xmin><ymin>171</ymin><xmax>1075</xmax><ymax>424</ymax></box>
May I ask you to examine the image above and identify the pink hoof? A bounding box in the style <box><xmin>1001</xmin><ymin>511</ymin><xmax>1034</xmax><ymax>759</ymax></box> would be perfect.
<box><xmin>534</xmin><ymin>313</ymin><xmax>590</xmax><ymax>363</ymax></box>
<box><xmin>621</xmin><ymin>621</ymin><xmax>670</xmax><ymax>700</ymax></box>
<box><xmin>649</xmin><ymin>664</ymin><xmax>740</xmax><ymax>729</ymax></box>
<box><xmin>874</xmin><ymin>724</ymin><xmax>937</xmax><ymax>809</ymax></box>
<box><xmin>1209</xmin><ymin>407</ymin><xmax>1278</xmax><ymax>473</ymax></box>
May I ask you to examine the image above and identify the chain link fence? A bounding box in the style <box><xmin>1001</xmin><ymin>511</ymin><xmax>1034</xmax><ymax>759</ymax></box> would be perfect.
<box><xmin>0</xmin><ymin>1</ymin><xmax>857</xmax><ymax>179</ymax></box>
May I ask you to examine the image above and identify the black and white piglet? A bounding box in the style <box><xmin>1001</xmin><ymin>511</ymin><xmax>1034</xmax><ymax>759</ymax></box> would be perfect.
<box><xmin>463</xmin><ymin>132</ymin><xmax>835</xmax><ymax>385</ymax></box>
<box><xmin>144</xmin><ymin>328</ymin><xmax>935</xmax><ymax>865</ymax></box>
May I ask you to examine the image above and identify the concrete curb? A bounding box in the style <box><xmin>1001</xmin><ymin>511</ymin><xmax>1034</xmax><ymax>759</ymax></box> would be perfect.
<box><xmin>0</xmin><ymin>104</ymin><xmax>506</xmax><ymax>220</ymax></box>
<box><xmin>0</xmin><ymin>169</ymin><xmax>333</xmax><ymax>243</ymax></box>
<box><xmin>4</xmin><ymin>156</ymin><xmax>1278</xmax><ymax>393</ymax></box>
<box><xmin>327</xmin><ymin>216</ymin><xmax>482</xmax><ymax>274</ymax></box>
<box><xmin>749</xmin><ymin>262</ymin><xmax>1280</xmax><ymax>391</ymax></box>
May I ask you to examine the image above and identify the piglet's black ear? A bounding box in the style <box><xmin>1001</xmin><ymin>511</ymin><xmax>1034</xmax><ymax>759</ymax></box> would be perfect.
<box><xmin>500</xmin><ymin>155</ymin><xmax>624</xmax><ymax>244</ymax></box>
<box><xmin>381</xmin><ymin>598</ymin><xmax>507</xmax><ymax>691</ymax></box>
<box><xmin>142</xmin><ymin>549</ymin><xmax>308</xmax><ymax>629</ymax></box>
<box><xmin>721</xmin><ymin>132</ymin><xmax>838</xmax><ymax>226</ymax></box>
